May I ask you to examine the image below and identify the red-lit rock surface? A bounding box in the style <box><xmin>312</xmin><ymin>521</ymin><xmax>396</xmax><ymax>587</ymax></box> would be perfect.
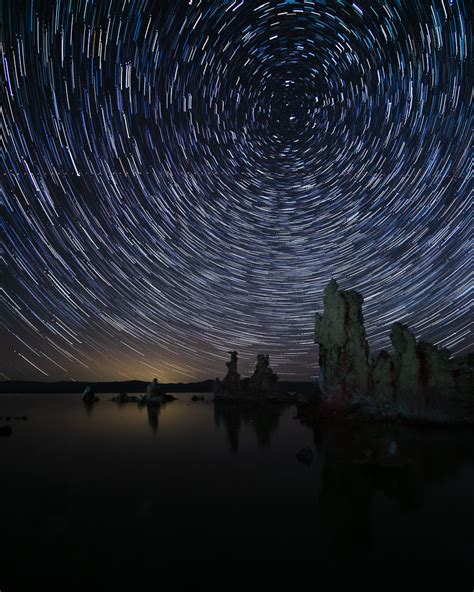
<box><xmin>314</xmin><ymin>280</ymin><xmax>473</xmax><ymax>422</ymax></box>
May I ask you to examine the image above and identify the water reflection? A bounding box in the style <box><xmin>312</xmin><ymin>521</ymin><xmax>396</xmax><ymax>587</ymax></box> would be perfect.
<box><xmin>83</xmin><ymin>395</ymin><xmax>175</xmax><ymax>433</ymax></box>
<box><xmin>0</xmin><ymin>394</ymin><xmax>473</xmax><ymax>567</ymax></box>
<box><xmin>214</xmin><ymin>402</ymin><xmax>287</xmax><ymax>452</ymax></box>
<box><xmin>146</xmin><ymin>403</ymin><xmax>161</xmax><ymax>433</ymax></box>
<box><xmin>82</xmin><ymin>401</ymin><xmax>96</xmax><ymax>417</ymax></box>
<box><xmin>317</xmin><ymin>423</ymin><xmax>474</xmax><ymax>560</ymax></box>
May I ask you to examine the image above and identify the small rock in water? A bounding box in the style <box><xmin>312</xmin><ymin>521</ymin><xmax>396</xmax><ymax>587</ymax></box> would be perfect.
<box><xmin>296</xmin><ymin>447</ymin><xmax>314</xmax><ymax>464</ymax></box>
<box><xmin>113</xmin><ymin>392</ymin><xmax>132</xmax><ymax>403</ymax></box>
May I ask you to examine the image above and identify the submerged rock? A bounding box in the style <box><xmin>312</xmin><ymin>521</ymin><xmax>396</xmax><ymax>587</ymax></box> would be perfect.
<box><xmin>296</xmin><ymin>447</ymin><xmax>314</xmax><ymax>464</ymax></box>
<box><xmin>112</xmin><ymin>392</ymin><xmax>140</xmax><ymax>403</ymax></box>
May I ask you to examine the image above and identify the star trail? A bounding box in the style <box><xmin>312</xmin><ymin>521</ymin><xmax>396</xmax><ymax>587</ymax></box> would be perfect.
<box><xmin>1</xmin><ymin>0</ymin><xmax>471</xmax><ymax>382</ymax></box>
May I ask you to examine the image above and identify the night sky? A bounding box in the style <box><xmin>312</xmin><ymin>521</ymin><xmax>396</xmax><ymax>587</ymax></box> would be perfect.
<box><xmin>1</xmin><ymin>0</ymin><xmax>471</xmax><ymax>383</ymax></box>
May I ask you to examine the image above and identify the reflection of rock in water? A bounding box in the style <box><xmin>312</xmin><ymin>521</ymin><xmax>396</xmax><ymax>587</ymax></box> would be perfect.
<box><xmin>214</xmin><ymin>404</ymin><xmax>241</xmax><ymax>452</ymax></box>
<box><xmin>83</xmin><ymin>401</ymin><xmax>95</xmax><ymax>417</ymax></box>
<box><xmin>318</xmin><ymin>424</ymin><xmax>474</xmax><ymax>559</ymax></box>
<box><xmin>143</xmin><ymin>398</ymin><xmax>175</xmax><ymax>433</ymax></box>
<box><xmin>214</xmin><ymin>403</ymin><xmax>284</xmax><ymax>453</ymax></box>
<box><xmin>320</xmin><ymin>456</ymin><xmax>373</xmax><ymax>558</ymax></box>
<box><xmin>146</xmin><ymin>404</ymin><xmax>161</xmax><ymax>433</ymax></box>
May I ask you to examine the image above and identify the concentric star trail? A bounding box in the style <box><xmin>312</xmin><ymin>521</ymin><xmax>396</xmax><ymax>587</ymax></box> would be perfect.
<box><xmin>1</xmin><ymin>0</ymin><xmax>471</xmax><ymax>382</ymax></box>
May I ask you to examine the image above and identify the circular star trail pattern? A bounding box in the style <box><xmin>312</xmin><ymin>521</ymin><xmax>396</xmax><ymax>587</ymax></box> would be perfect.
<box><xmin>1</xmin><ymin>0</ymin><xmax>472</xmax><ymax>381</ymax></box>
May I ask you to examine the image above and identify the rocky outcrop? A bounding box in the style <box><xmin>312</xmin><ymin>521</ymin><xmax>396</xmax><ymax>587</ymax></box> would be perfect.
<box><xmin>371</xmin><ymin>350</ymin><xmax>395</xmax><ymax>408</ymax></box>
<box><xmin>387</xmin><ymin>324</ymin><xmax>473</xmax><ymax>420</ymax></box>
<box><xmin>315</xmin><ymin>280</ymin><xmax>473</xmax><ymax>422</ymax></box>
<box><xmin>314</xmin><ymin>279</ymin><xmax>370</xmax><ymax>406</ymax></box>
<box><xmin>82</xmin><ymin>385</ymin><xmax>99</xmax><ymax>404</ymax></box>
<box><xmin>451</xmin><ymin>353</ymin><xmax>474</xmax><ymax>400</ymax></box>
<box><xmin>214</xmin><ymin>351</ymin><xmax>242</xmax><ymax>398</ymax></box>
<box><xmin>390</xmin><ymin>322</ymin><xmax>423</xmax><ymax>415</ymax></box>
<box><xmin>112</xmin><ymin>392</ymin><xmax>140</xmax><ymax>403</ymax></box>
<box><xmin>214</xmin><ymin>351</ymin><xmax>288</xmax><ymax>401</ymax></box>
<box><xmin>243</xmin><ymin>354</ymin><xmax>279</xmax><ymax>397</ymax></box>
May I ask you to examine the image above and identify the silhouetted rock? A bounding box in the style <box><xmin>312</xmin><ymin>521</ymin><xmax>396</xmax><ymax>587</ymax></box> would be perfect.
<box><xmin>82</xmin><ymin>385</ymin><xmax>99</xmax><ymax>404</ymax></box>
<box><xmin>214</xmin><ymin>351</ymin><xmax>293</xmax><ymax>402</ymax></box>
<box><xmin>245</xmin><ymin>354</ymin><xmax>279</xmax><ymax>397</ymax></box>
<box><xmin>144</xmin><ymin>378</ymin><xmax>177</xmax><ymax>405</ymax></box>
<box><xmin>214</xmin><ymin>351</ymin><xmax>242</xmax><ymax>398</ymax></box>
<box><xmin>146</xmin><ymin>378</ymin><xmax>163</xmax><ymax>398</ymax></box>
<box><xmin>314</xmin><ymin>279</ymin><xmax>370</xmax><ymax>406</ymax></box>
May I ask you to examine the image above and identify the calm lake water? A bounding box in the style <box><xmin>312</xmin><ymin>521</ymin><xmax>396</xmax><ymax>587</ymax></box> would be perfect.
<box><xmin>1</xmin><ymin>393</ymin><xmax>473</xmax><ymax>572</ymax></box>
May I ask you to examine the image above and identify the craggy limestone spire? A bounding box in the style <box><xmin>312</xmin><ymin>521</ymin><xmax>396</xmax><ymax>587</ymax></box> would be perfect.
<box><xmin>314</xmin><ymin>279</ymin><xmax>370</xmax><ymax>404</ymax></box>
<box><xmin>315</xmin><ymin>279</ymin><xmax>473</xmax><ymax>421</ymax></box>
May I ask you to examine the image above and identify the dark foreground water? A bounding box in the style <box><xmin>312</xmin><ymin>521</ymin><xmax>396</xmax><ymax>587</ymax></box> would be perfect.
<box><xmin>1</xmin><ymin>393</ymin><xmax>473</xmax><ymax>573</ymax></box>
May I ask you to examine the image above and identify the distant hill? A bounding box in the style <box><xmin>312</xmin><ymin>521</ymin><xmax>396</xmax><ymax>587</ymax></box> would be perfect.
<box><xmin>0</xmin><ymin>379</ymin><xmax>314</xmax><ymax>395</ymax></box>
<box><xmin>0</xmin><ymin>379</ymin><xmax>214</xmax><ymax>394</ymax></box>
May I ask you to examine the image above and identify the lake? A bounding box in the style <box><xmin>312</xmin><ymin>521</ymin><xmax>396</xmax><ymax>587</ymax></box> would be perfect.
<box><xmin>1</xmin><ymin>393</ymin><xmax>473</xmax><ymax>573</ymax></box>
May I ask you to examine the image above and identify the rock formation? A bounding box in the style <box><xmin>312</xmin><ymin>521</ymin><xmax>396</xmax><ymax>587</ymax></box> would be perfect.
<box><xmin>390</xmin><ymin>322</ymin><xmax>423</xmax><ymax>415</ymax></box>
<box><xmin>370</xmin><ymin>350</ymin><xmax>395</xmax><ymax>408</ymax></box>
<box><xmin>214</xmin><ymin>351</ymin><xmax>242</xmax><ymax>397</ymax></box>
<box><xmin>314</xmin><ymin>279</ymin><xmax>473</xmax><ymax>421</ymax></box>
<box><xmin>244</xmin><ymin>354</ymin><xmax>279</xmax><ymax>397</ymax></box>
<box><xmin>314</xmin><ymin>279</ymin><xmax>370</xmax><ymax>406</ymax></box>
<box><xmin>390</xmin><ymin>325</ymin><xmax>472</xmax><ymax>419</ymax></box>
<box><xmin>82</xmin><ymin>385</ymin><xmax>99</xmax><ymax>404</ymax></box>
<box><xmin>214</xmin><ymin>351</ymin><xmax>284</xmax><ymax>400</ymax></box>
